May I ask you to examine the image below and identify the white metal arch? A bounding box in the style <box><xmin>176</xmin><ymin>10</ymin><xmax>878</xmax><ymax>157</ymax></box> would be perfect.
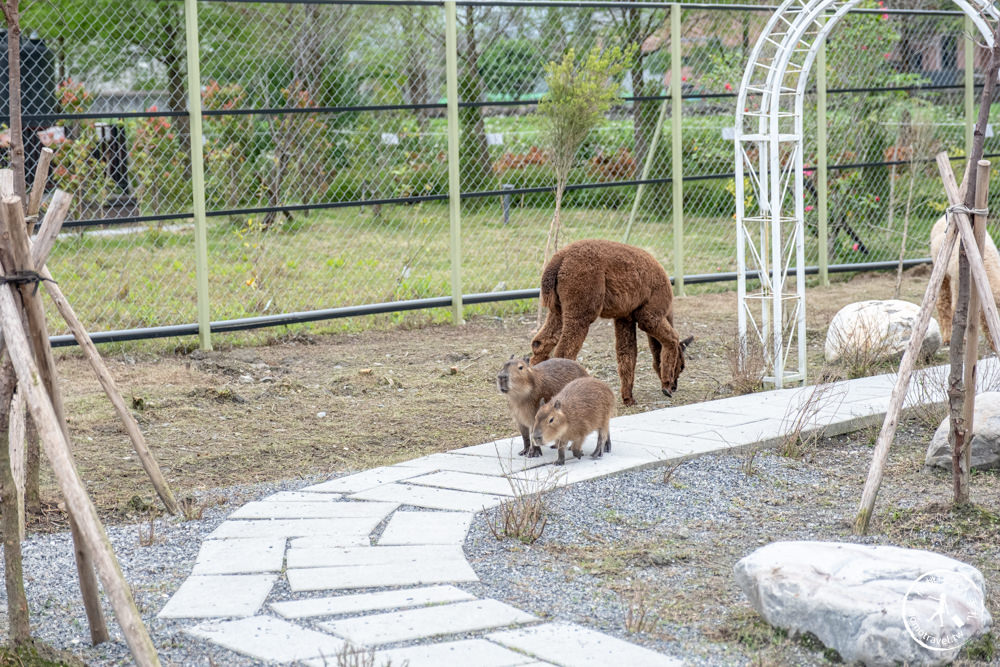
<box><xmin>735</xmin><ymin>0</ymin><xmax>997</xmax><ymax>388</ymax></box>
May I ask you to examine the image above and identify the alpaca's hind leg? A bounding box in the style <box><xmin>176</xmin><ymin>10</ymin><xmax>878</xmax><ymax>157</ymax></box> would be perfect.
<box><xmin>938</xmin><ymin>274</ymin><xmax>953</xmax><ymax>345</ymax></box>
<box><xmin>614</xmin><ymin>317</ymin><xmax>638</xmax><ymax>406</ymax></box>
<box><xmin>530</xmin><ymin>307</ymin><xmax>563</xmax><ymax>364</ymax></box>
<box><xmin>552</xmin><ymin>317</ymin><xmax>594</xmax><ymax>360</ymax></box>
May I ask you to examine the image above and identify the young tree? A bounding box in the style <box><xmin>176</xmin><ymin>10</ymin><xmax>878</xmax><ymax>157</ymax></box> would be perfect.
<box><xmin>3</xmin><ymin>0</ymin><xmax>25</xmax><ymax>201</ymax></box>
<box><xmin>537</xmin><ymin>45</ymin><xmax>632</xmax><ymax>267</ymax></box>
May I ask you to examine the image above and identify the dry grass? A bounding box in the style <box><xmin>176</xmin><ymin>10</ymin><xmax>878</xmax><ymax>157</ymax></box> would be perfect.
<box><xmin>777</xmin><ymin>378</ymin><xmax>846</xmax><ymax>459</ymax></box>
<box><xmin>485</xmin><ymin>456</ymin><xmax>563</xmax><ymax>545</ymax></box>
<box><xmin>726</xmin><ymin>333</ymin><xmax>766</xmax><ymax>395</ymax></box>
<box><xmin>324</xmin><ymin>643</ymin><xmax>408</xmax><ymax>667</ymax></box>
<box><xmin>622</xmin><ymin>585</ymin><xmax>662</xmax><ymax>634</ymax></box>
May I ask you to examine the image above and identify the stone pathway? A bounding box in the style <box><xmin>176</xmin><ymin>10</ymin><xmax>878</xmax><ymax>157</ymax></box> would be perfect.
<box><xmin>160</xmin><ymin>362</ymin><xmax>973</xmax><ymax>665</ymax></box>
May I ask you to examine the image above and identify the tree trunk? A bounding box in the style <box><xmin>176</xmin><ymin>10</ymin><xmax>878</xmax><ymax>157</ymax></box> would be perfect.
<box><xmin>627</xmin><ymin>7</ymin><xmax>654</xmax><ymax>167</ymax></box>
<box><xmin>0</xmin><ymin>357</ymin><xmax>30</xmax><ymax>646</ymax></box>
<box><xmin>157</xmin><ymin>2</ymin><xmax>190</xmax><ymax>171</ymax></box>
<box><xmin>537</xmin><ymin>182</ymin><xmax>566</xmax><ymax>327</ymax></box>
<box><xmin>459</xmin><ymin>6</ymin><xmax>494</xmax><ymax>195</ymax></box>
<box><xmin>947</xmin><ymin>235</ymin><xmax>971</xmax><ymax>504</ymax></box>
<box><xmin>3</xmin><ymin>1</ymin><xmax>25</xmax><ymax>201</ymax></box>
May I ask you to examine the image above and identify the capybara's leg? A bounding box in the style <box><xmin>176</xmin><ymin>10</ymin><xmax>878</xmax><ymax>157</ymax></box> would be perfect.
<box><xmin>555</xmin><ymin>441</ymin><xmax>567</xmax><ymax>466</ymax></box>
<box><xmin>636</xmin><ymin>306</ymin><xmax>682</xmax><ymax>396</ymax></box>
<box><xmin>552</xmin><ymin>317</ymin><xmax>594</xmax><ymax>360</ymax></box>
<box><xmin>938</xmin><ymin>274</ymin><xmax>953</xmax><ymax>345</ymax></box>
<box><xmin>528</xmin><ymin>445</ymin><xmax>543</xmax><ymax>458</ymax></box>
<box><xmin>530</xmin><ymin>308</ymin><xmax>562</xmax><ymax>365</ymax></box>
<box><xmin>614</xmin><ymin>317</ymin><xmax>638</xmax><ymax>406</ymax></box>
<box><xmin>518</xmin><ymin>424</ymin><xmax>531</xmax><ymax>456</ymax></box>
<box><xmin>570</xmin><ymin>440</ymin><xmax>584</xmax><ymax>459</ymax></box>
<box><xmin>591</xmin><ymin>427</ymin><xmax>609</xmax><ymax>458</ymax></box>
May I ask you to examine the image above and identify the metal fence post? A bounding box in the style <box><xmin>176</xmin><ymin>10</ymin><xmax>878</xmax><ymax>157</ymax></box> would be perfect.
<box><xmin>671</xmin><ymin>3</ymin><xmax>684</xmax><ymax>296</ymax></box>
<box><xmin>965</xmin><ymin>14</ymin><xmax>975</xmax><ymax>161</ymax></box>
<box><xmin>444</xmin><ymin>0</ymin><xmax>463</xmax><ymax>324</ymax></box>
<box><xmin>817</xmin><ymin>40</ymin><xmax>829</xmax><ymax>286</ymax></box>
<box><xmin>184</xmin><ymin>0</ymin><xmax>212</xmax><ymax>350</ymax></box>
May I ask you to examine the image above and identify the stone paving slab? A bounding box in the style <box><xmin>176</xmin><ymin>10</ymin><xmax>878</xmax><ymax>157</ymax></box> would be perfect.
<box><xmin>350</xmin><ymin>483</ymin><xmax>507</xmax><ymax>512</ymax></box>
<box><xmin>405</xmin><ymin>452</ymin><xmax>547</xmax><ymax>476</ymax></box>
<box><xmin>378</xmin><ymin>510</ymin><xmax>474</xmax><ymax>545</ymax></box>
<box><xmin>261</xmin><ymin>491</ymin><xmax>342</xmax><ymax>502</ymax></box>
<box><xmin>186</xmin><ymin>616</ymin><xmax>345</xmax><ymax>663</ymax></box>
<box><xmin>207</xmin><ymin>517</ymin><xmax>381</xmax><ymax>542</ymax></box>
<box><xmin>319</xmin><ymin>599</ymin><xmax>537</xmax><ymax>645</ymax></box>
<box><xmin>449</xmin><ymin>438</ymin><xmax>529</xmax><ymax>458</ymax></box>
<box><xmin>158</xmin><ymin>574</ymin><xmax>277</xmax><ymax>618</ymax></box>
<box><xmin>370</xmin><ymin>639</ymin><xmax>542</xmax><ymax>667</ymax></box>
<box><xmin>302</xmin><ymin>465</ymin><xmax>428</xmax><ymax>493</ymax></box>
<box><xmin>406</xmin><ymin>470</ymin><xmax>520</xmax><ymax>496</ymax></box>
<box><xmin>191</xmin><ymin>537</ymin><xmax>285</xmax><ymax>575</ymax></box>
<box><xmin>287</xmin><ymin>557</ymin><xmax>480</xmax><ymax>592</ymax></box>
<box><xmin>270</xmin><ymin>585</ymin><xmax>476</xmax><ymax>619</ymax></box>
<box><xmin>287</xmin><ymin>544</ymin><xmax>464</xmax><ymax>569</ymax></box>
<box><xmin>488</xmin><ymin>622</ymin><xmax>683</xmax><ymax>667</ymax></box>
<box><xmin>228</xmin><ymin>499</ymin><xmax>398</xmax><ymax>520</ymax></box>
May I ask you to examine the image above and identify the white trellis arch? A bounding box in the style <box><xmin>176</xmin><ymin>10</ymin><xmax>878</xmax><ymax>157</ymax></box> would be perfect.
<box><xmin>734</xmin><ymin>0</ymin><xmax>998</xmax><ymax>388</ymax></box>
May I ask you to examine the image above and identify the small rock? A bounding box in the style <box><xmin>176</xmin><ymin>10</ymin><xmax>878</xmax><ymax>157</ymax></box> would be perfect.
<box><xmin>925</xmin><ymin>392</ymin><xmax>1000</xmax><ymax>470</ymax></box>
<box><xmin>825</xmin><ymin>300</ymin><xmax>941</xmax><ymax>364</ymax></box>
<box><xmin>238</xmin><ymin>374</ymin><xmax>253</xmax><ymax>384</ymax></box>
<box><xmin>316</xmin><ymin>411</ymin><xmax>327</xmax><ymax>419</ymax></box>
<box><xmin>260</xmin><ymin>376</ymin><xmax>275</xmax><ymax>383</ymax></box>
<box><xmin>735</xmin><ymin>541</ymin><xmax>991</xmax><ymax>666</ymax></box>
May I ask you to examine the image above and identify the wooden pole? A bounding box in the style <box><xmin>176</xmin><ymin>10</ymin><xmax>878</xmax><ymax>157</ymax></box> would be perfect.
<box><xmin>0</xmin><ymin>196</ymin><xmax>110</xmax><ymax>644</ymax></box>
<box><xmin>0</xmin><ymin>356</ymin><xmax>28</xmax><ymax>645</ymax></box>
<box><xmin>0</xmin><ymin>229</ymin><xmax>160</xmax><ymax>666</ymax></box>
<box><xmin>26</xmin><ymin>147</ymin><xmax>53</xmax><ymax>219</ymax></box>
<box><xmin>8</xmin><ymin>387</ymin><xmax>24</xmax><ymax>540</ymax></box>
<box><xmin>30</xmin><ymin>189</ymin><xmax>71</xmax><ymax>266</ymax></box>
<box><xmin>2</xmin><ymin>0</ymin><xmax>26</xmax><ymax>202</ymax></box>
<box><xmin>957</xmin><ymin>160</ymin><xmax>990</xmax><ymax>505</ymax></box>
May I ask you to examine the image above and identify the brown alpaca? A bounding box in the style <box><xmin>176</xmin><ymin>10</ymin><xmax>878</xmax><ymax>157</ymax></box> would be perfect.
<box><xmin>930</xmin><ymin>214</ymin><xmax>1000</xmax><ymax>350</ymax></box>
<box><xmin>530</xmin><ymin>239</ymin><xmax>693</xmax><ymax>406</ymax></box>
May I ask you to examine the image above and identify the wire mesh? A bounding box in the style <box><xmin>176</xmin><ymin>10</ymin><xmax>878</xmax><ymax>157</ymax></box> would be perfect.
<box><xmin>0</xmin><ymin>0</ymin><xmax>994</xmax><ymax>339</ymax></box>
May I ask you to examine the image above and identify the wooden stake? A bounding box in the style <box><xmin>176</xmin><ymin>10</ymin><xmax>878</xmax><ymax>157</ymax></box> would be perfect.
<box><xmin>26</xmin><ymin>147</ymin><xmax>53</xmax><ymax>219</ymax></box>
<box><xmin>0</xmin><ymin>356</ymin><xmax>29</xmax><ymax>645</ymax></box>
<box><xmin>0</xmin><ymin>223</ymin><xmax>160</xmax><ymax>666</ymax></box>
<box><xmin>957</xmin><ymin>160</ymin><xmax>990</xmax><ymax>504</ymax></box>
<box><xmin>8</xmin><ymin>387</ymin><xmax>24</xmax><ymax>540</ymax></box>
<box><xmin>31</xmin><ymin>189</ymin><xmax>71</xmax><ymax>267</ymax></box>
<box><xmin>1</xmin><ymin>196</ymin><xmax>109</xmax><ymax>644</ymax></box>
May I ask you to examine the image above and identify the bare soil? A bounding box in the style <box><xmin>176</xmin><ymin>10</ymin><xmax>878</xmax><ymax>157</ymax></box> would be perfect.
<box><xmin>47</xmin><ymin>269</ymin><xmax>930</xmax><ymax>525</ymax></box>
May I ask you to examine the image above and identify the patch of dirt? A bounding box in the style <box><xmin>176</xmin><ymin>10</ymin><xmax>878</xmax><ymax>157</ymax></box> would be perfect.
<box><xmin>43</xmin><ymin>269</ymin><xmax>932</xmax><ymax>524</ymax></box>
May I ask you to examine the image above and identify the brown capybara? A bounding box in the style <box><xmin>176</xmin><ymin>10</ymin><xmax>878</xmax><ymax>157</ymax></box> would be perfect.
<box><xmin>530</xmin><ymin>239</ymin><xmax>694</xmax><ymax>406</ymax></box>
<box><xmin>496</xmin><ymin>356</ymin><xmax>589</xmax><ymax>457</ymax></box>
<box><xmin>531</xmin><ymin>376</ymin><xmax>615</xmax><ymax>466</ymax></box>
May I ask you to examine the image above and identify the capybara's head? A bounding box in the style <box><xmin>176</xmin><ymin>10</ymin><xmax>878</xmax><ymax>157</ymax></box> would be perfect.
<box><xmin>531</xmin><ymin>398</ymin><xmax>566</xmax><ymax>446</ymax></box>
<box><xmin>660</xmin><ymin>335</ymin><xmax>694</xmax><ymax>397</ymax></box>
<box><xmin>496</xmin><ymin>355</ymin><xmax>532</xmax><ymax>394</ymax></box>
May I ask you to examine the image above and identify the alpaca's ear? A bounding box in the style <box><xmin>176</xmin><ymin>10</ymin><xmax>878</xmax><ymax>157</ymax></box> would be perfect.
<box><xmin>680</xmin><ymin>335</ymin><xmax>694</xmax><ymax>350</ymax></box>
<box><xmin>552</xmin><ymin>400</ymin><xmax>562</xmax><ymax>410</ymax></box>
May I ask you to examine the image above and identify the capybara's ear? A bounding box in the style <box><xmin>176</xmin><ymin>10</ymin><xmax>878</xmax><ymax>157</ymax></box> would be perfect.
<box><xmin>553</xmin><ymin>400</ymin><xmax>562</xmax><ymax>410</ymax></box>
<box><xmin>538</xmin><ymin>397</ymin><xmax>546</xmax><ymax>407</ymax></box>
<box><xmin>509</xmin><ymin>354</ymin><xmax>516</xmax><ymax>360</ymax></box>
<box><xmin>680</xmin><ymin>335</ymin><xmax>694</xmax><ymax>350</ymax></box>
<box><xmin>522</xmin><ymin>355</ymin><xmax>531</xmax><ymax>364</ymax></box>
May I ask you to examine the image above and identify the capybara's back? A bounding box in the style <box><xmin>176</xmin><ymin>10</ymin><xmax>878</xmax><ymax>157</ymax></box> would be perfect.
<box><xmin>533</xmin><ymin>376</ymin><xmax>615</xmax><ymax>464</ymax></box>
<box><xmin>497</xmin><ymin>356</ymin><xmax>589</xmax><ymax>456</ymax></box>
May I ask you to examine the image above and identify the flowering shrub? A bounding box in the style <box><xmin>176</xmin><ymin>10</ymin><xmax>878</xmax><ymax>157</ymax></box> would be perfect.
<box><xmin>203</xmin><ymin>80</ymin><xmax>260</xmax><ymax>209</ymax></box>
<box><xmin>130</xmin><ymin>106</ymin><xmax>191</xmax><ymax>216</ymax></box>
<box><xmin>49</xmin><ymin>79</ymin><xmax>112</xmax><ymax>219</ymax></box>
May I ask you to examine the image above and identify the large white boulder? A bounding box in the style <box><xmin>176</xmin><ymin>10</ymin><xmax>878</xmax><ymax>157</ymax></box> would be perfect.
<box><xmin>925</xmin><ymin>391</ymin><xmax>1000</xmax><ymax>470</ymax></box>
<box><xmin>825</xmin><ymin>300</ymin><xmax>941</xmax><ymax>365</ymax></box>
<box><xmin>735</xmin><ymin>541</ymin><xmax>991</xmax><ymax>666</ymax></box>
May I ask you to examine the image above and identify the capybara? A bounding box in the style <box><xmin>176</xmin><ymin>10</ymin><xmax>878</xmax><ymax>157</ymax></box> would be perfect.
<box><xmin>496</xmin><ymin>356</ymin><xmax>589</xmax><ymax>457</ymax></box>
<box><xmin>530</xmin><ymin>239</ymin><xmax>694</xmax><ymax>405</ymax></box>
<box><xmin>531</xmin><ymin>376</ymin><xmax>615</xmax><ymax>465</ymax></box>
<box><xmin>931</xmin><ymin>214</ymin><xmax>1000</xmax><ymax>350</ymax></box>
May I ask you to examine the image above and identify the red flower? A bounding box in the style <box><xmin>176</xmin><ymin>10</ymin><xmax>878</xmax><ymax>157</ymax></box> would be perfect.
<box><xmin>852</xmin><ymin>243</ymin><xmax>860</xmax><ymax>251</ymax></box>
<box><xmin>805</xmin><ymin>205</ymin><xmax>814</xmax><ymax>212</ymax></box>
<box><xmin>724</xmin><ymin>82</ymin><xmax>733</xmax><ymax>91</ymax></box>
<box><xmin>874</xmin><ymin>196</ymin><xmax>880</xmax><ymax>202</ymax></box>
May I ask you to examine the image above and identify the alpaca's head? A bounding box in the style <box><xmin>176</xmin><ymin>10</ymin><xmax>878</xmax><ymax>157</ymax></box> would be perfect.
<box><xmin>660</xmin><ymin>335</ymin><xmax>694</xmax><ymax>397</ymax></box>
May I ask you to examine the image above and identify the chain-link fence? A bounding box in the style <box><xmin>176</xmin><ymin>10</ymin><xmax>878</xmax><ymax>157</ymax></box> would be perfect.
<box><xmin>3</xmin><ymin>0</ymin><xmax>996</xmax><ymax>342</ymax></box>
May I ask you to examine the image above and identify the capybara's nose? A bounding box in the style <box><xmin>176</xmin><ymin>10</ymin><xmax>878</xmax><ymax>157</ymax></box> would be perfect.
<box><xmin>531</xmin><ymin>432</ymin><xmax>542</xmax><ymax>444</ymax></box>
